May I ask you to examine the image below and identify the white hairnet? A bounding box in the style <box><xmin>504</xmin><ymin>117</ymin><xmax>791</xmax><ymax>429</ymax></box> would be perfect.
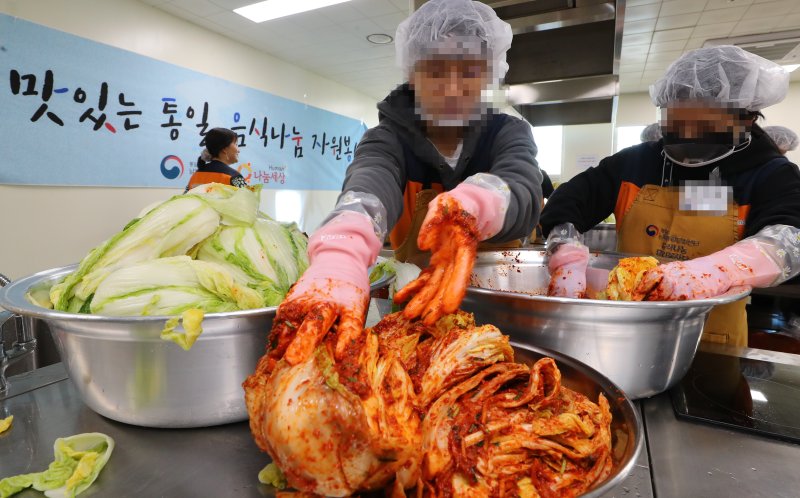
<box><xmin>640</xmin><ymin>122</ymin><xmax>662</xmax><ymax>142</ymax></box>
<box><xmin>649</xmin><ymin>45</ymin><xmax>789</xmax><ymax>111</ymax></box>
<box><xmin>763</xmin><ymin>125</ymin><xmax>799</xmax><ymax>152</ymax></box>
<box><xmin>395</xmin><ymin>0</ymin><xmax>513</xmax><ymax>84</ymax></box>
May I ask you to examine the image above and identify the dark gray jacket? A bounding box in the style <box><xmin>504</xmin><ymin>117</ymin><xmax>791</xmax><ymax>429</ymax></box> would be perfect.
<box><xmin>341</xmin><ymin>84</ymin><xmax>542</xmax><ymax>242</ymax></box>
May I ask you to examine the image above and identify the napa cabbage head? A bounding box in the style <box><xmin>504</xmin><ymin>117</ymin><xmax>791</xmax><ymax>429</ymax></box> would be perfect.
<box><xmin>89</xmin><ymin>256</ymin><xmax>264</xmax><ymax>316</ymax></box>
<box><xmin>195</xmin><ymin>217</ymin><xmax>309</xmax><ymax>306</ymax></box>
<box><xmin>50</xmin><ymin>184</ymin><xmax>260</xmax><ymax>313</ymax></box>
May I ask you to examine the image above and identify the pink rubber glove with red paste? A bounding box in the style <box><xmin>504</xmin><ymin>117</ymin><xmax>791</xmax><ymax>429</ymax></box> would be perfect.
<box><xmin>395</xmin><ymin>180</ymin><xmax>509</xmax><ymax>324</ymax></box>
<box><xmin>634</xmin><ymin>239</ymin><xmax>782</xmax><ymax>301</ymax></box>
<box><xmin>547</xmin><ymin>243</ymin><xmax>590</xmax><ymax>298</ymax></box>
<box><xmin>274</xmin><ymin>211</ymin><xmax>382</xmax><ymax>364</ymax></box>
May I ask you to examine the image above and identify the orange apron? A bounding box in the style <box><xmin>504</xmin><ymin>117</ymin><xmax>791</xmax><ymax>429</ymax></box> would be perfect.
<box><xmin>393</xmin><ymin>188</ymin><xmax>521</xmax><ymax>266</ymax></box>
<box><xmin>185</xmin><ymin>171</ymin><xmax>234</xmax><ymax>191</ymax></box>
<box><xmin>617</xmin><ymin>183</ymin><xmax>748</xmax><ymax>347</ymax></box>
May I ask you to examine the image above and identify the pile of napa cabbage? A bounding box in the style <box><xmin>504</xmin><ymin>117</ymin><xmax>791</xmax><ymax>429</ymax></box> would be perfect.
<box><xmin>29</xmin><ymin>184</ymin><xmax>308</xmax><ymax>349</ymax></box>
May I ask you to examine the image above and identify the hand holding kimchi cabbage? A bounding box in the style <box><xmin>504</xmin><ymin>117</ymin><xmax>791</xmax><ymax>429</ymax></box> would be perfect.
<box><xmin>244</xmin><ymin>310</ymin><xmax>613</xmax><ymax>497</ymax></box>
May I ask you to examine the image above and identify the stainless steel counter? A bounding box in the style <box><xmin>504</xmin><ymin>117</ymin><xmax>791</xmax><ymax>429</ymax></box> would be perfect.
<box><xmin>642</xmin><ymin>394</ymin><xmax>800</xmax><ymax>498</ymax></box>
<box><xmin>2</xmin><ymin>348</ymin><xmax>798</xmax><ymax>497</ymax></box>
<box><xmin>0</xmin><ymin>363</ymin><xmax>652</xmax><ymax>498</ymax></box>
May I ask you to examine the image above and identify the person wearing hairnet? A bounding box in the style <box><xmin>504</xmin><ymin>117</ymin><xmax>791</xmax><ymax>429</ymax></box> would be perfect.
<box><xmin>541</xmin><ymin>46</ymin><xmax>800</xmax><ymax>347</ymax></box>
<box><xmin>640</xmin><ymin>122</ymin><xmax>662</xmax><ymax>142</ymax></box>
<box><xmin>763</xmin><ymin>125</ymin><xmax>799</xmax><ymax>155</ymax></box>
<box><xmin>273</xmin><ymin>0</ymin><xmax>541</xmax><ymax>352</ymax></box>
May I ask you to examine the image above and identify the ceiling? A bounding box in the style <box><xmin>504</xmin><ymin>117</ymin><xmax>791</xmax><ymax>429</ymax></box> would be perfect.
<box><xmin>140</xmin><ymin>0</ymin><xmax>800</xmax><ymax>102</ymax></box>
<box><xmin>619</xmin><ymin>0</ymin><xmax>800</xmax><ymax>93</ymax></box>
<box><xmin>140</xmin><ymin>0</ymin><xmax>408</xmax><ymax>100</ymax></box>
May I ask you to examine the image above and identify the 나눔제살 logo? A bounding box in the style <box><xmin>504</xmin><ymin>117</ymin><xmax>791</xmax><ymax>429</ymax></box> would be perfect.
<box><xmin>237</xmin><ymin>162</ymin><xmax>253</xmax><ymax>183</ymax></box>
<box><xmin>645</xmin><ymin>224</ymin><xmax>659</xmax><ymax>237</ymax></box>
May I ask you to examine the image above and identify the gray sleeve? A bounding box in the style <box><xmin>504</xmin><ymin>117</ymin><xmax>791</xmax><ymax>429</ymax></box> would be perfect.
<box><xmin>320</xmin><ymin>191</ymin><xmax>388</xmax><ymax>241</ymax></box>
<box><xmin>337</xmin><ymin>124</ymin><xmax>406</xmax><ymax>235</ymax></box>
<box><xmin>485</xmin><ymin>116</ymin><xmax>543</xmax><ymax>242</ymax></box>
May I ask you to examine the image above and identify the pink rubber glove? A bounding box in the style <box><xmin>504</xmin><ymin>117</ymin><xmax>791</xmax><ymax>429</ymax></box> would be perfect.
<box><xmin>633</xmin><ymin>239</ymin><xmax>782</xmax><ymax>301</ymax></box>
<box><xmin>271</xmin><ymin>211</ymin><xmax>382</xmax><ymax>365</ymax></box>
<box><xmin>547</xmin><ymin>243</ymin><xmax>590</xmax><ymax>298</ymax></box>
<box><xmin>395</xmin><ymin>183</ymin><xmax>506</xmax><ymax>325</ymax></box>
<box><xmin>435</xmin><ymin>182</ymin><xmax>507</xmax><ymax>240</ymax></box>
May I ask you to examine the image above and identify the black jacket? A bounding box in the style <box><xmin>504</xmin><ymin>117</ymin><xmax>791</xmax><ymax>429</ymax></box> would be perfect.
<box><xmin>540</xmin><ymin>125</ymin><xmax>800</xmax><ymax>238</ymax></box>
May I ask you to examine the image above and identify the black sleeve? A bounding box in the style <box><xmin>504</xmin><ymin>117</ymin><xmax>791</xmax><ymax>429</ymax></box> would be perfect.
<box><xmin>339</xmin><ymin>123</ymin><xmax>406</xmax><ymax>229</ymax></box>
<box><xmin>486</xmin><ymin>116</ymin><xmax>543</xmax><ymax>242</ymax></box>
<box><xmin>743</xmin><ymin>162</ymin><xmax>800</xmax><ymax>237</ymax></box>
<box><xmin>541</xmin><ymin>170</ymin><xmax>554</xmax><ymax>199</ymax></box>
<box><xmin>539</xmin><ymin>153</ymin><xmax>623</xmax><ymax>237</ymax></box>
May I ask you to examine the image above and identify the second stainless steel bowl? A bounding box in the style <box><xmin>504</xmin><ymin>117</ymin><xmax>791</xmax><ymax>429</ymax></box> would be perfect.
<box><xmin>463</xmin><ymin>249</ymin><xmax>751</xmax><ymax>399</ymax></box>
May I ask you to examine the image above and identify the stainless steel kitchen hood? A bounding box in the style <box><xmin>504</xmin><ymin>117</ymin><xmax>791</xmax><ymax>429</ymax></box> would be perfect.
<box><xmin>411</xmin><ymin>0</ymin><xmax>625</xmax><ymax>125</ymax></box>
<box><xmin>490</xmin><ymin>0</ymin><xmax>625</xmax><ymax>126</ymax></box>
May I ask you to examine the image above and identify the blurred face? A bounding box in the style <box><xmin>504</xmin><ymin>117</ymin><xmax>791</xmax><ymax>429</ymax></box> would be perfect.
<box><xmin>661</xmin><ymin>102</ymin><xmax>750</xmax><ymax>142</ymax></box>
<box><xmin>220</xmin><ymin>139</ymin><xmax>239</xmax><ymax>165</ymax></box>
<box><xmin>659</xmin><ymin>101</ymin><xmax>752</xmax><ymax>166</ymax></box>
<box><xmin>411</xmin><ymin>57</ymin><xmax>489</xmax><ymax>127</ymax></box>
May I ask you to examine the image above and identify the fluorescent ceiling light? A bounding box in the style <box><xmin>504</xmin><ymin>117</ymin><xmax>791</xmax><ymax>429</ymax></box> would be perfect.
<box><xmin>782</xmin><ymin>64</ymin><xmax>800</xmax><ymax>73</ymax></box>
<box><xmin>235</xmin><ymin>0</ymin><xmax>352</xmax><ymax>23</ymax></box>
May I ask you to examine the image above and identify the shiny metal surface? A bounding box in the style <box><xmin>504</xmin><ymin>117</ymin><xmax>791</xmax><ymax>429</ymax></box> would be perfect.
<box><xmin>1</xmin><ymin>316</ymin><xmax>60</xmax><ymax>378</ymax></box>
<box><xmin>0</xmin><ymin>311</ymin><xmax>37</xmax><ymax>393</ymax></box>
<box><xmin>0</xmin><ymin>263</ymin><xmax>394</xmax><ymax>428</ymax></box>
<box><xmin>463</xmin><ymin>249</ymin><xmax>751</xmax><ymax>399</ymax></box>
<box><xmin>643</xmin><ymin>393</ymin><xmax>800</xmax><ymax>498</ymax></box>
<box><xmin>0</xmin><ymin>340</ymin><xmax>643</xmax><ymax>497</ymax></box>
<box><xmin>505</xmin><ymin>1</ymin><xmax>616</xmax><ymax>35</ymax></box>
<box><xmin>582</xmin><ymin>223</ymin><xmax>618</xmax><ymax>253</ymax></box>
<box><xmin>700</xmin><ymin>341</ymin><xmax>800</xmax><ymax>367</ymax></box>
<box><xmin>1</xmin><ymin>270</ymin><xmax>39</xmax><ymax>392</ymax></box>
<box><xmin>507</xmin><ymin>75</ymin><xmax>619</xmax><ymax>105</ymax></box>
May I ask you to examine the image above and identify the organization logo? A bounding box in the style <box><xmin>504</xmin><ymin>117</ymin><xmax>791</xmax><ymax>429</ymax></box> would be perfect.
<box><xmin>160</xmin><ymin>155</ymin><xmax>185</xmax><ymax>180</ymax></box>
<box><xmin>645</xmin><ymin>224</ymin><xmax>660</xmax><ymax>237</ymax></box>
<box><xmin>237</xmin><ymin>162</ymin><xmax>253</xmax><ymax>183</ymax></box>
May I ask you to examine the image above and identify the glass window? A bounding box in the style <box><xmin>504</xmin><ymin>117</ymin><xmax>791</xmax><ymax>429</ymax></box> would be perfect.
<box><xmin>275</xmin><ymin>190</ymin><xmax>302</xmax><ymax>225</ymax></box>
<box><xmin>615</xmin><ymin>125</ymin><xmax>646</xmax><ymax>153</ymax></box>
<box><xmin>531</xmin><ymin>125</ymin><xmax>563</xmax><ymax>176</ymax></box>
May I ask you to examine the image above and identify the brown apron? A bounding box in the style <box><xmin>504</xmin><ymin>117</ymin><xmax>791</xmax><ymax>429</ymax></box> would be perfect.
<box><xmin>617</xmin><ymin>184</ymin><xmax>748</xmax><ymax>347</ymax></box>
<box><xmin>394</xmin><ymin>188</ymin><xmax>521</xmax><ymax>267</ymax></box>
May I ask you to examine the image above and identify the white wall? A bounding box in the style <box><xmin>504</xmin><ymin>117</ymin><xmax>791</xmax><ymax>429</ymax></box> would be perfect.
<box><xmin>0</xmin><ymin>0</ymin><xmax>378</xmax><ymax>279</ymax></box>
<box><xmin>559</xmin><ymin>123</ymin><xmax>614</xmax><ymax>182</ymax></box>
<box><xmin>613</xmin><ymin>85</ymin><xmax>800</xmax><ymax>165</ymax></box>
<box><xmin>558</xmin><ymin>83</ymin><xmax>800</xmax><ymax>185</ymax></box>
<box><xmin>760</xmin><ymin>82</ymin><xmax>800</xmax><ymax>166</ymax></box>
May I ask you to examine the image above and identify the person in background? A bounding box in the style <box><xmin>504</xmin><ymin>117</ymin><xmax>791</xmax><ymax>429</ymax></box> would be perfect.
<box><xmin>640</xmin><ymin>122</ymin><xmax>662</xmax><ymax>142</ymax></box>
<box><xmin>184</xmin><ymin>127</ymin><xmax>247</xmax><ymax>192</ymax></box>
<box><xmin>274</xmin><ymin>0</ymin><xmax>542</xmax><ymax>350</ymax></box>
<box><xmin>763</xmin><ymin>125</ymin><xmax>799</xmax><ymax>155</ymax></box>
<box><xmin>541</xmin><ymin>169</ymin><xmax>554</xmax><ymax>199</ymax></box>
<box><xmin>540</xmin><ymin>46</ymin><xmax>800</xmax><ymax>347</ymax></box>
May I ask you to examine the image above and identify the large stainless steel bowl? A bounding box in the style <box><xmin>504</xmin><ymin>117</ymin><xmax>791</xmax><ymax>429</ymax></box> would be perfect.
<box><xmin>0</xmin><ymin>263</ymin><xmax>393</xmax><ymax>428</ymax></box>
<box><xmin>463</xmin><ymin>249</ymin><xmax>751</xmax><ymax>399</ymax></box>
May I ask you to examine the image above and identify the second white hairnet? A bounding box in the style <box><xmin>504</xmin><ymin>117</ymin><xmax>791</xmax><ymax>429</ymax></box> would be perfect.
<box><xmin>763</xmin><ymin>125</ymin><xmax>799</xmax><ymax>152</ymax></box>
<box><xmin>640</xmin><ymin>122</ymin><xmax>663</xmax><ymax>142</ymax></box>
<box><xmin>649</xmin><ymin>45</ymin><xmax>789</xmax><ymax>111</ymax></box>
<box><xmin>395</xmin><ymin>0</ymin><xmax>513</xmax><ymax>83</ymax></box>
